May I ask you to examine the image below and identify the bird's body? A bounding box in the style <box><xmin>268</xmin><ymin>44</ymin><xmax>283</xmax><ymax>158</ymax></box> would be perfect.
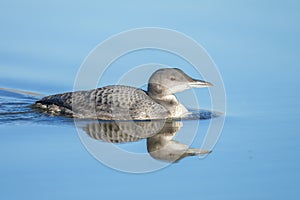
<box><xmin>34</xmin><ymin>68</ymin><xmax>212</xmax><ymax>120</ymax></box>
<box><xmin>35</xmin><ymin>85</ymin><xmax>169</xmax><ymax>120</ymax></box>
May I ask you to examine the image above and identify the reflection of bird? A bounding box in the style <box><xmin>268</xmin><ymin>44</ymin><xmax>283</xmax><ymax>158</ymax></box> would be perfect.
<box><xmin>147</xmin><ymin>121</ymin><xmax>211</xmax><ymax>162</ymax></box>
<box><xmin>33</xmin><ymin>68</ymin><xmax>213</xmax><ymax>120</ymax></box>
<box><xmin>83</xmin><ymin>120</ymin><xmax>165</xmax><ymax>143</ymax></box>
<box><xmin>82</xmin><ymin>120</ymin><xmax>211</xmax><ymax>163</ymax></box>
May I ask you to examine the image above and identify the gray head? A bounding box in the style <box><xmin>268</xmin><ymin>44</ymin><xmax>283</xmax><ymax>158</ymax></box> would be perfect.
<box><xmin>147</xmin><ymin>68</ymin><xmax>213</xmax><ymax>96</ymax></box>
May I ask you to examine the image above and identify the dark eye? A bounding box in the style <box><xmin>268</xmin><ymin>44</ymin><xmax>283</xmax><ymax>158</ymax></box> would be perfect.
<box><xmin>170</xmin><ymin>77</ymin><xmax>176</xmax><ymax>81</ymax></box>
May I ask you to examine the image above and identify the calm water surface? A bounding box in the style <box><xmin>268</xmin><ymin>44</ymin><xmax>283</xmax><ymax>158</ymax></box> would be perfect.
<box><xmin>0</xmin><ymin>1</ymin><xmax>299</xmax><ymax>200</ymax></box>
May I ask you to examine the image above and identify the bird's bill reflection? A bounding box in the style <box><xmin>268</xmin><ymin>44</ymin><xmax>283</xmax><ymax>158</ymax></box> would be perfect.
<box><xmin>147</xmin><ymin>121</ymin><xmax>212</xmax><ymax>162</ymax></box>
<box><xmin>81</xmin><ymin>120</ymin><xmax>211</xmax><ymax>163</ymax></box>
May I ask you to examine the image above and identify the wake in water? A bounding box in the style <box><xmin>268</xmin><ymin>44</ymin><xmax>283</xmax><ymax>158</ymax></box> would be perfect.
<box><xmin>0</xmin><ymin>88</ymin><xmax>73</xmax><ymax>125</ymax></box>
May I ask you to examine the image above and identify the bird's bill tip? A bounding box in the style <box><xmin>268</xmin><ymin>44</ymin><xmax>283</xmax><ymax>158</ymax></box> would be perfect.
<box><xmin>189</xmin><ymin>79</ymin><xmax>214</xmax><ymax>88</ymax></box>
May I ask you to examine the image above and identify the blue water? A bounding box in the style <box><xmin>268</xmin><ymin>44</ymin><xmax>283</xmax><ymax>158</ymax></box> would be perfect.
<box><xmin>1</xmin><ymin>0</ymin><xmax>299</xmax><ymax>200</ymax></box>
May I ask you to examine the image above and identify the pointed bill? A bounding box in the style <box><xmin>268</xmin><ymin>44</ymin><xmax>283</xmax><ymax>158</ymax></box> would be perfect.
<box><xmin>188</xmin><ymin>79</ymin><xmax>214</xmax><ymax>88</ymax></box>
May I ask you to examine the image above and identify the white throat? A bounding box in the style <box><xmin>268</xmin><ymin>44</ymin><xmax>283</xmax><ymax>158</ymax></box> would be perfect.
<box><xmin>151</xmin><ymin>94</ymin><xmax>189</xmax><ymax>118</ymax></box>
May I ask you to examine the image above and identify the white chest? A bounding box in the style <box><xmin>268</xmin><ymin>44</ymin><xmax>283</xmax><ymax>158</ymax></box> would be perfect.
<box><xmin>155</xmin><ymin>95</ymin><xmax>189</xmax><ymax>118</ymax></box>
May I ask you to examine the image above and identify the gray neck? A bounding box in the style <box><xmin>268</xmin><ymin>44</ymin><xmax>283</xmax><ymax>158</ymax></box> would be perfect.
<box><xmin>148</xmin><ymin>83</ymin><xmax>189</xmax><ymax>117</ymax></box>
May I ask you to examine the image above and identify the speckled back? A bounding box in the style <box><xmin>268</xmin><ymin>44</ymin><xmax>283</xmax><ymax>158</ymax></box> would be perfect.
<box><xmin>35</xmin><ymin>85</ymin><xmax>169</xmax><ymax>120</ymax></box>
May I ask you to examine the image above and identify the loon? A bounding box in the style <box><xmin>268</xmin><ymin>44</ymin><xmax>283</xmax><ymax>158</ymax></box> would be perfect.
<box><xmin>34</xmin><ymin>68</ymin><xmax>213</xmax><ymax>120</ymax></box>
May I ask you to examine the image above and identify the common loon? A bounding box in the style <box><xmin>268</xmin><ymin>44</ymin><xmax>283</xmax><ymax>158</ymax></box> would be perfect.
<box><xmin>34</xmin><ymin>68</ymin><xmax>213</xmax><ymax>120</ymax></box>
